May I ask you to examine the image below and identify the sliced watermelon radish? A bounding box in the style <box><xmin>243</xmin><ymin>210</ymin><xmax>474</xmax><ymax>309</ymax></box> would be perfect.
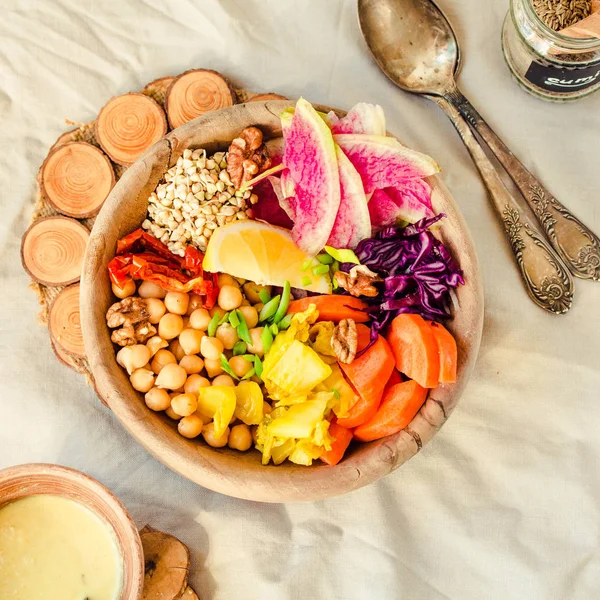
<box><xmin>333</xmin><ymin>134</ymin><xmax>439</xmax><ymax>194</ymax></box>
<box><xmin>283</xmin><ymin>98</ymin><xmax>340</xmax><ymax>255</ymax></box>
<box><xmin>327</xmin><ymin>145</ymin><xmax>371</xmax><ymax>248</ymax></box>
<box><xmin>327</xmin><ymin>103</ymin><xmax>386</xmax><ymax>136</ymax></box>
<box><xmin>369</xmin><ymin>184</ymin><xmax>435</xmax><ymax>230</ymax></box>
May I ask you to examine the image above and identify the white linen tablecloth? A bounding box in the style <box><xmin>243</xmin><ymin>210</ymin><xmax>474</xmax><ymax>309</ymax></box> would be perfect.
<box><xmin>1</xmin><ymin>1</ymin><xmax>599</xmax><ymax>598</ymax></box>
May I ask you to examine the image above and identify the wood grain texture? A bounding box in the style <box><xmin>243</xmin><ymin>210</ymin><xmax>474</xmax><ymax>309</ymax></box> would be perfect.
<box><xmin>0</xmin><ymin>463</ymin><xmax>144</xmax><ymax>600</ymax></box>
<box><xmin>81</xmin><ymin>101</ymin><xmax>484</xmax><ymax>503</ymax></box>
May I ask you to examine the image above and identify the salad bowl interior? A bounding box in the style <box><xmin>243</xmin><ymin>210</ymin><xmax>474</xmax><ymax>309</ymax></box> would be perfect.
<box><xmin>81</xmin><ymin>100</ymin><xmax>483</xmax><ymax>503</ymax></box>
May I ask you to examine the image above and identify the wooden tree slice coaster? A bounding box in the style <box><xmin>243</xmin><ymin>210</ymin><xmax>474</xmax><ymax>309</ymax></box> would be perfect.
<box><xmin>97</xmin><ymin>93</ymin><xmax>168</xmax><ymax>166</ymax></box>
<box><xmin>165</xmin><ymin>69</ymin><xmax>237</xmax><ymax>129</ymax></box>
<box><xmin>50</xmin><ymin>335</ymin><xmax>79</xmax><ymax>371</ymax></box>
<box><xmin>21</xmin><ymin>216</ymin><xmax>89</xmax><ymax>286</ymax></box>
<box><xmin>248</xmin><ymin>92</ymin><xmax>289</xmax><ymax>102</ymax></box>
<box><xmin>141</xmin><ymin>528</ymin><xmax>192</xmax><ymax>600</ymax></box>
<box><xmin>41</xmin><ymin>141</ymin><xmax>115</xmax><ymax>218</ymax></box>
<box><xmin>143</xmin><ymin>76</ymin><xmax>176</xmax><ymax>106</ymax></box>
<box><xmin>48</xmin><ymin>283</ymin><xmax>86</xmax><ymax>359</ymax></box>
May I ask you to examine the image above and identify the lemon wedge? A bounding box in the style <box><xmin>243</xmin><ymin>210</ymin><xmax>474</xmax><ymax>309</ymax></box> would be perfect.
<box><xmin>203</xmin><ymin>221</ymin><xmax>332</xmax><ymax>293</ymax></box>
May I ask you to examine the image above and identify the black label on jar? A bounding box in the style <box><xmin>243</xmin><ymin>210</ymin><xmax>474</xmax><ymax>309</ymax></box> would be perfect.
<box><xmin>525</xmin><ymin>60</ymin><xmax>600</xmax><ymax>92</ymax></box>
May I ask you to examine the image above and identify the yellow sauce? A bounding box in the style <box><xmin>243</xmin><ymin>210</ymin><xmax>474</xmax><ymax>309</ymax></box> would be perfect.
<box><xmin>0</xmin><ymin>494</ymin><xmax>123</xmax><ymax>600</ymax></box>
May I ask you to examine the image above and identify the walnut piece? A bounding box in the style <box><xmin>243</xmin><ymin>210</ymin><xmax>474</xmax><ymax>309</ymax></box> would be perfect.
<box><xmin>111</xmin><ymin>321</ymin><xmax>157</xmax><ymax>347</ymax></box>
<box><xmin>226</xmin><ymin>126</ymin><xmax>271</xmax><ymax>189</ymax></box>
<box><xmin>332</xmin><ymin>319</ymin><xmax>358</xmax><ymax>364</ymax></box>
<box><xmin>334</xmin><ymin>265</ymin><xmax>383</xmax><ymax>298</ymax></box>
<box><xmin>106</xmin><ymin>297</ymin><xmax>149</xmax><ymax>329</ymax></box>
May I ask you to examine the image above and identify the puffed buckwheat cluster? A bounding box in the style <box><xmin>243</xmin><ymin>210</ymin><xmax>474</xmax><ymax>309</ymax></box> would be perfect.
<box><xmin>142</xmin><ymin>148</ymin><xmax>258</xmax><ymax>255</ymax></box>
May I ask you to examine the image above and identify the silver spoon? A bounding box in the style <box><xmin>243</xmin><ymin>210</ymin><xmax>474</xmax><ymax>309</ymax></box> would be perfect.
<box><xmin>358</xmin><ymin>0</ymin><xmax>581</xmax><ymax>314</ymax></box>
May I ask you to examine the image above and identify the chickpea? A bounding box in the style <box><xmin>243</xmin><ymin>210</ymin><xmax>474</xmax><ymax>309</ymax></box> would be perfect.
<box><xmin>169</xmin><ymin>339</ymin><xmax>186</xmax><ymax>361</ymax></box>
<box><xmin>200</xmin><ymin>336</ymin><xmax>224</xmax><ymax>361</ymax></box>
<box><xmin>179</xmin><ymin>328</ymin><xmax>204</xmax><ymax>355</ymax></box>
<box><xmin>158</xmin><ymin>313</ymin><xmax>184</xmax><ymax>340</ymax></box>
<box><xmin>237</xmin><ymin>305</ymin><xmax>258</xmax><ymax>329</ymax></box>
<box><xmin>179</xmin><ymin>355</ymin><xmax>204</xmax><ymax>375</ymax></box>
<box><xmin>144</xmin><ymin>387</ymin><xmax>171</xmax><ymax>411</ymax></box>
<box><xmin>112</xmin><ymin>278</ymin><xmax>136</xmax><ymax>299</ymax></box>
<box><xmin>138</xmin><ymin>281</ymin><xmax>167</xmax><ymax>299</ymax></box>
<box><xmin>181</xmin><ymin>316</ymin><xmax>190</xmax><ymax>329</ymax></box>
<box><xmin>263</xmin><ymin>401</ymin><xmax>273</xmax><ymax>416</ymax></box>
<box><xmin>150</xmin><ymin>349</ymin><xmax>177</xmax><ymax>374</ymax></box>
<box><xmin>172</xmin><ymin>386</ymin><xmax>185</xmax><ymax>394</ymax></box>
<box><xmin>240</xmin><ymin>298</ymin><xmax>250</xmax><ymax>307</ymax></box>
<box><xmin>228</xmin><ymin>423</ymin><xmax>253</xmax><ymax>451</ymax></box>
<box><xmin>164</xmin><ymin>292</ymin><xmax>189</xmax><ymax>315</ymax></box>
<box><xmin>145</xmin><ymin>298</ymin><xmax>166</xmax><ymax>324</ymax></box>
<box><xmin>170</xmin><ymin>393</ymin><xmax>198</xmax><ymax>417</ymax></box>
<box><xmin>212</xmin><ymin>374</ymin><xmax>236</xmax><ymax>387</ymax></box>
<box><xmin>155</xmin><ymin>363</ymin><xmax>187</xmax><ymax>390</ymax></box>
<box><xmin>146</xmin><ymin>336</ymin><xmax>168</xmax><ymax>357</ymax></box>
<box><xmin>178</xmin><ymin>414</ymin><xmax>203</xmax><ymax>439</ymax></box>
<box><xmin>209</xmin><ymin>305</ymin><xmax>226</xmax><ymax>319</ymax></box>
<box><xmin>253</xmin><ymin>302</ymin><xmax>264</xmax><ymax>314</ymax></box>
<box><xmin>165</xmin><ymin>405</ymin><xmax>182</xmax><ymax>420</ymax></box>
<box><xmin>204</xmin><ymin>358</ymin><xmax>223</xmax><ymax>378</ymax></box>
<box><xmin>247</xmin><ymin>327</ymin><xmax>265</xmax><ymax>356</ymax></box>
<box><xmin>184</xmin><ymin>374</ymin><xmax>211</xmax><ymax>394</ymax></box>
<box><xmin>130</xmin><ymin>368</ymin><xmax>155</xmax><ymax>393</ymax></box>
<box><xmin>186</xmin><ymin>293</ymin><xmax>204</xmax><ymax>316</ymax></box>
<box><xmin>217</xmin><ymin>273</ymin><xmax>237</xmax><ymax>288</ymax></box>
<box><xmin>251</xmin><ymin>425</ymin><xmax>259</xmax><ymax>445</ymax></box>
<box><xmin>215</xmin><ymin>323</ymin><xmax>238</xmax><ymax>350</ymax></box>
<box><xmin>229</xmin><ymin>355</ymin><xmax>253</xmax><ymax>378</ymax></box>
<box><xmin>243</xmin><ymin>283</ymin><xmax>270</xmax><ymax>304</ymax></box>
<box><xmin>218</xmin><ymin>285</ymin><xmax>243</xmax><ymax>311</ymax></box>
<box><xmin>234</xmin><ymin>277</ymin><xmax>246</xmax><ymax>286</ymax></box>
<box><xmin>202</xmin><ymin>422</ymin><xmax>230</xmax><ymax>448</ymax></box>
<box><xmin>117</xmin><ymin>346</ymin><xmax>148</xmax><ymax>375</ymax></box>
<box><xmin>189</xmin><ymin>308</ymin><xmax>211</xmax><ymax>331</ymax></box>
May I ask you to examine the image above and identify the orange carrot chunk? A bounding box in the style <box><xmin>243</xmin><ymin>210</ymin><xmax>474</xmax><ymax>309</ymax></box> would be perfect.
<box><xmin>386</xmin><ymin>369</ymin><xmax>403</xmax><ymax>388</ymax></box>
<box><xmin>287</xmin><ymin>295</ymin><xmax>370</xmax><ymax>323</ymax></box>
<box><xmin>337</xmin><ymin>324</ymin><xmax>395</xmax><ymax>429</ymax></box>
<box><xmin>320</xmin><ymin>421</ymin><xmax>353</xmax><ymax>466</ymax></box>
<box><xmin>429</xmin><ymin>322</ymin><xmax>457</xmax><ymax>383</ymax></box>
<box><xmin>387</xmin><ymin>314</ymin><xmax>440</xmax><ymax>388</ymax></box>
<box><xmin>353</xmin><ymin>380</ymin><xmax>428</xmax><ymax>442</ymax></box>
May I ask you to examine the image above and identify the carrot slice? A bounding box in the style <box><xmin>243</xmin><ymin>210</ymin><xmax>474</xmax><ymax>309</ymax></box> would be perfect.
<box><xmin>353</xmin><ymin>380</ymin><xmax>428</xmax><ymax>442</ymax></box>
<box><xmin>386</xmin><ymin>369</ymin><xmax>403</xmax><ymax>388</ymax></box>
<box><xmin>387</xmin><ymin>314</ymin><xmax>440</xmax><ymax>388</ymax></box>
<box><xmin>337</xmin><ymin>324</ymin><xmax>395</xmax><ymax>428</ymax></box>
<box><xmin>429</xmin><ymin>322</ymin><xmax>457</xmax><ymax>383</ymax></box>
<box><xmin>287</xmin><ymin>295</ymin><xmax>369</xmax><ymax>323</ymax></box>
<box><xmin>320</xmin><ymin>421</ymin><xmax>353</xmax><ymax>466</ymax></box>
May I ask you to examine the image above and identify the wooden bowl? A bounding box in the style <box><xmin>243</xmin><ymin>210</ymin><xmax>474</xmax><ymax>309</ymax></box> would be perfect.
<box><xmin>0</xmin><ymin>463</ymin><xmax>144</xmax><ymax>599</ymax></box>
<box><xmin>81</xmin><ymin>101</ymin><xmax>484</xmax><ymax>502</ymax></box>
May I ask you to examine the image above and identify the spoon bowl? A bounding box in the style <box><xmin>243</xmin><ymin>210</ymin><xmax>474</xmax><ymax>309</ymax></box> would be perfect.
<box><xmin>358</xmin><ymin>0</ymin><xmax>459</xmax><ymax>95</ymax></box>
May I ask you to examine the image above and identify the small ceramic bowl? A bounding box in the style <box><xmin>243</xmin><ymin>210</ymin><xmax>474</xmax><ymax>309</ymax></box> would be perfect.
<box><xmin>0</xmin><ymin>463</ymin><xmax>144</xmax><ymax>600</ymax></box>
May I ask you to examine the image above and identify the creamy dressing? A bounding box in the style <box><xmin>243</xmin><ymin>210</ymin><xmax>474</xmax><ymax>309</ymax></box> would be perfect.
<box><xmin>0</xmin><ymin>494</ymin><xmax>123</xmax><ymax>600</ymax></box>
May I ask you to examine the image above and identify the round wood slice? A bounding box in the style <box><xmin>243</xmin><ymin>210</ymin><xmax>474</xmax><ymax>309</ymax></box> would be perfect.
<box><xmin>81</xmin><ymin>101</ymin><xmax>484</xmax><ymax>503</ymax></box>
<box><xmin>97</xmin><ymin>93</ymin><xmax>168</xmax><ymax>166</ymax></box>
<box><xmin>49</xmin><ymin>283</ymin><xmax>86</xmax><ymax>359</ymax></box>
<box><xmin>21</xmin><ymin>216</ymin><xmax>89</xmax><ymax>286</ymax></box>
<box><xmin>248</xmin><ymin>93</ymin><xmax>289</xmax><ymax>102</ymax></box>
<box><xmin>50</xmin><ymin>334</ymin><xmax>79</xmax><ymax>371</ymax></box>
<box><xmin>41</xmin><ymin>142</ymin><xmax>115</xmax><ymax>218</ymax></box>
<box><xmin>165</xmin><ymin>69</ymin><xmax>237</xmax><ymax>129</ymax></box>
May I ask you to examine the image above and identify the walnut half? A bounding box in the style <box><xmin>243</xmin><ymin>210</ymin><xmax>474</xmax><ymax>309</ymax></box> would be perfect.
<box><xmin>106</xmin><ymin>297</ymin><xmax>155</xmax><ymax>346</ymax></box>
<box><xmin>332</xmin><ymin>319</ymin><xmax>358</xmax><ymax>364</ymax></box>
<box><xmin>226</xmin><ymin>126</ymin><xmax>271</xmax><ymax>189</ymax></box>
<box><xmin>334</xmin><ymin>265</ymin><xmax>383</xmax><ymax>298</ymax></box>
<box><xmin>111</xmin><ymin>321</ymin><xmax>157</xmax><ymax>347</ymax></box>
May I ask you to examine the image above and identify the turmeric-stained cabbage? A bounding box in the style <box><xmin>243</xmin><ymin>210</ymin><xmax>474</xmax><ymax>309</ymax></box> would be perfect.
<box><xmin>233</xmin><ymin>381</ymin><xmax>263</xmax><ymax>425</ymax></box>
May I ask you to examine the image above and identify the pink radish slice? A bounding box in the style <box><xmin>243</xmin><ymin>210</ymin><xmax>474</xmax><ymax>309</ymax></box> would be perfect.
<box><xmin>328</xmin><ymin>103</ymin><xmax>386</xmax><ymax>136</ymax></box>
<box><xmin>333</xmin><ymin>134</ymin><xmax>440</xmax><ymax>194</ymax></box>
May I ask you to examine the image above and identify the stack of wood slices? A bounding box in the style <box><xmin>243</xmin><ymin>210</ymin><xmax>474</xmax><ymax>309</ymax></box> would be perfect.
<box><xmin>21</xmin><ymin>68</ymin><xmax>286</xmax><ymax>379</ymax></box>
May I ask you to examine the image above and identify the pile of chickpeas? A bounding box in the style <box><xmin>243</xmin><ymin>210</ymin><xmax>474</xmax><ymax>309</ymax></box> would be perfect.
<box><xmin>111</xmin><ymin>273</ymin><xmax>275</xmax><ymax>452</ymax></box>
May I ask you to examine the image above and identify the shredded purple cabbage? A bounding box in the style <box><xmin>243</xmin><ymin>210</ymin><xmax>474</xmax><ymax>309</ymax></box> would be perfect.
<box><xmin>344</xmin><ymin>214</ymin><xmax>464</xmax><ymax>350</ymax></box>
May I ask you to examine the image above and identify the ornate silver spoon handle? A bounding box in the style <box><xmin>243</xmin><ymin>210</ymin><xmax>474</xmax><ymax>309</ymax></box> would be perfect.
<box><xmin>446</xmin><ymin>87</ymin><xmax>600</xmax><ymax>281</ymax></box>
<box><xmin>430</xmin><ymin>95</ymin><xmax>574</xmax><ymax>314</ymax></box>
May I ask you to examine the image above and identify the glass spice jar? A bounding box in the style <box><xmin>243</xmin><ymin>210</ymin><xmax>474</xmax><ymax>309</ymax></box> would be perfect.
<box><xmin>502</xmin><ymin>0</ymin><xmax>600</xmax><ymax>101</ymax></box>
